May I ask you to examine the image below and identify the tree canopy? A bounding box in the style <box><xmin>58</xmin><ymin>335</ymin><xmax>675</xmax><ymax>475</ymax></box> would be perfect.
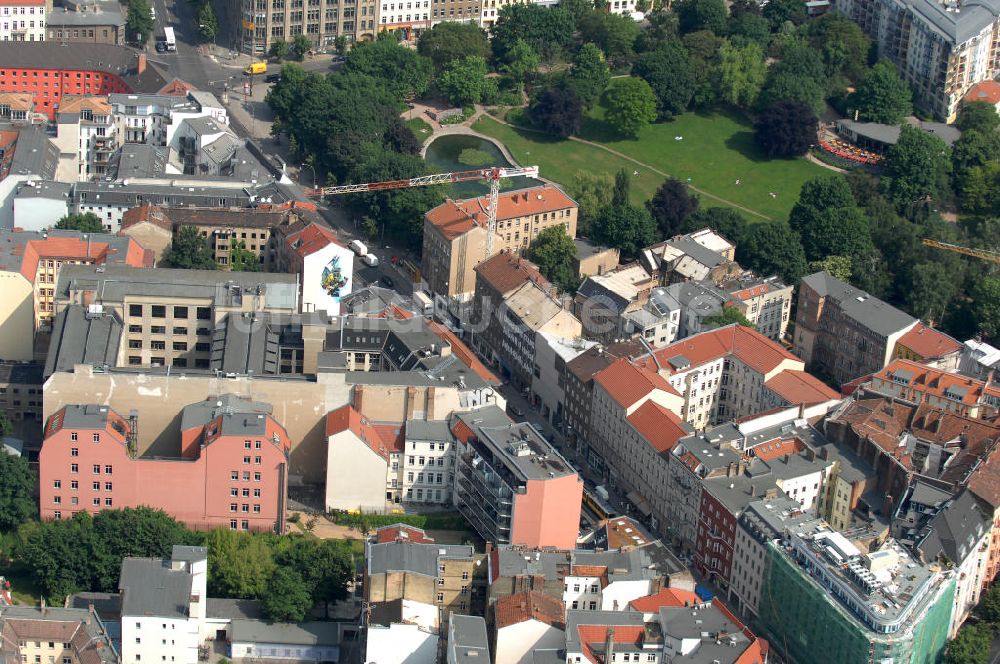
<box><xmin>956</xmin><ymin>101</ymin><xmax>1000</xmax><ymax>134</ymax></box>
<box><xmin>737</xmin><ymin>220</ymin><xmax>808</xmax><ymax>284</ymax></box>
<box><xmin>531</xmin><ymin>87</ymin><xmax>583</xmax><ymax>138</ymax></box>
<box><xmin>526</xmin><ymin>226</ymin><xmax>580</xmax><ymax>293</ymax></box>
<box><xmin>417</xmin><ymin>22</ymin><xmax>491</xmax><ymax>69</ymax></box>
<box><xmin>566</xmin><ymin>43</ymin><xmax>611</xmax><ymax>109</ymax></box>
<box><xmin>603</xmin><ymin>77</ymin><xmax>658</xmax><ymax>137</ymax></box>
<box><xmin>438</xmin><ymin>56</ymin><xmax>497</xmax><ymax>106</ymax></box>
<box><xmin>491</xmin><ymin>3</ymin><xmax>576</xmax><ymax>62</ymax></box>
<box><xmin>753</xmin><ymin>100</ymin><xmax>817</xmax><ymax>157</ymax></box>
<box><xmin>704</xmin><ymin>307</ymin><xmax>753</xmax><ymax>329</ymax></box>
<box><xmin>165</xmin><ymin>226</ymin><xmax>217</xmax><ymax>270</ymax></box>
<box><xmin>631</xmin><ymin>41</ymin><xmax>696</xmax><ymax>120</ymax></box>
<box><xmin>647</xmin><ymin>178</ymin><xmax>700</xmax><ymax>238</ymax></box>
<box><xmin>55</xmin><ymin>212</ymin><xmax>104</xmax><ymax>234</ymax></box>
<box><xmin>716</xmin><ymin>41</ymin><xmax>766</xmax><ymax>109</ymax></box>
<box><xmin>262</xmin><ymin>568</ymin><xmax>313</xmax><ymax>622</ymax></box>
<box><xmin>0</xmin><ymin>451</ymin><xmax>34</xmax><ymax>532</ymax></box>
<box><xmin>343</xmin><ymin>39</ymin><xmax>433</xmax><ymax>99</ymax></box>
<box><xmin>125</xmin><ymin>0</ymin><xmax>154</xmax><ymax>45</ymax></box>
<box><xmin>789</xmin><ymin>176</ymin><xmax>873</xmax><ymax>261</ymax></box>
<box><xmin>851</xmin><ymin>60</ymin><xmax>912</xmax><ymax>124</ymax></box>
<box><xmin>675</xmin><ymin>0</ymin><xmax>727</xmax><ymax>34</ymax></box>
<box><xmin>881</xmin><ymin>125</ymin><xmax>951</xmax><ymax>211</ymax></box>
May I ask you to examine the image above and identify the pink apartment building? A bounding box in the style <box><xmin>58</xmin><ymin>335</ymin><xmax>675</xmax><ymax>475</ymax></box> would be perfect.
<box><xmin>39</xmin><ymin>395</ymin><xmax>290</xmax><ymax>532</ymax></box>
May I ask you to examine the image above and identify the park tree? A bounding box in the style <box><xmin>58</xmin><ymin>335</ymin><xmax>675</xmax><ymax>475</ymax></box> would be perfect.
<box><xmin>716</xmin><ymin>41</ymin><xmax>766</xmax><ymax>109</ymax></box>
<box><xmin>566</xmin><ymin>43</ymin><xmax>611</xmax><ymax>109</ymax></box>
<box><xmin>578</xmin><ymin>11</ymin><xmax>640</xmax><ymax>63</ymax></box>
<box><xmin>906</xmin><ymin>261</ymin><xmax>957</xmax><ymax>324</ymax></box>
<box><xmin>943</xmin><ymin>622</ymin><xmax>993</xmax><ymax>664</ymax></box>
<box><xmin>703</xmin><ymin>307</ymin><xmax>753</xmax><ymax>329</ymax></box>
<box><xmin>970</xmin><ymin>276</ymin><xmax>1000</xmax><ymax>342</ymax></box>
<box><xmin>197</xmin><ymin>1</ymin><xmax>220</xmax><ymax>43</ymax></box>
<box><xmin>500</xmin><ymin>39</ymin><xmax>540</xmax><ymax>90</ymax></box>
<box><xmin>164</xmin><ymin>226</ymin><xmax>216</xmax><ymax>270</ymax></box>
<box><xmin>737</xmin><ymin>220</ymin><xmax>808</xmax><ymax>283</ymax></box>
<box><xmin>603</xmin><ymin>77</ymin><xmax>658</xmax><ymax>137</ymax></box>
<box><xmin>268</xmin><ymin>39</ymin><xmax>290</xmax><ymax>60</ymax></box>
<box><xmin>262</xmin><ymin>568</ymin><xmax>313</xmax><ymax>622</ymax></box>
<box><xmin>344</xmin><ymin>39</ymin><xmax>433</xmax><ymax>99</ymax></box>
<box><xmin>674</xmin><ymin>0</ymin><xmax>727</xmax><ymax>34</ymax></box>
<box><xmin>681</xmin><ymin>206</ymin><xmax>748</xmax><ymax>244</ymax></box>
<box><xmin>758</xmin><ymin>69</ymin><xmax>825</xmax><ymax>116</ymax></box>
<box><xmin>789</xmin><ymin>176</ymin><xmax>873</xmax><ymax>261</ymax></box>
<box><xmin>805</xmin><ymin>13</ymin><xmax>872</xmax><ymax>83</ymax></box>
<box><xmin>125</xmin><ymin>0</ymin><xmax>154</xmax><ymax>45</ymax></box>
<box><xmin>276</xmin><ymin>537</ymin><xmax>354</xmax><ymax>616</ymax></box>
<box><xmin>204</xmin><ymin>528</ymin><xmax>276</xmax><ymax>599</ymax></box>
<box><xmin>229</xmin><ymin>240</ymin><xmax>262</xmax><ymax>272</ymax></box>
<box><xmin>531</xmin><ymin>87</ymin><xmax>583</xmax><ymax>138</ymax></box>
<box><xmin>16</xmin><ymin>514</ymin><xmax>98</xmax><ymax>600</ymax></box>
<box><xmin>977</xmin><ymin>582</ymin><xmax>1000</xmax><ymax>623</ymax></box>
<box><xmin>881</xmin><ymin>125</ymin><xmax>951</xmax><ymax>211</ymax></box>
<box><xmin>491</xmin><ymin>4</ymin><xmax>576</xmax><ymax>62</ymax></box>
<box><xmin>613</xmin><ymin>168</ymin><xmax>630</xmax><ymax>208</ymax></box>
<box><xmin>591</xmin><ymin>203</ymin><xmax>658</xmax><ymax>260</ymax></box>
<box><xmin>90</xmin><ymin>508</ymin><xmax>194</xmax><ymax>591</ymax></box>
<box><xmin>417</xmin><ymin>22</ymin><xmax>490</xmax><ymax>69</ymax></box>
<box><xmin>384</xmin><ymin>118</ymin><xmax>422</xmax><ymax>155</ymax></box>
<box><xmin>851</xmin><ymin>60</ymin><xmax>912</xmax><ymax>124</ymax></box>
<box><xmin>438</xmin><ymin>56</ymin><xmax>496</xmax><ymax>106</ymax></box>
<box><xmin>631</xmin><ymin>42</ymin><xmax>696</xmax><ymax>119</ymax></box>
<box><xmin>0</xmin><ymin>450</ymin><xmax>34</xmax><ymax>532</ymax></box>
<box><xmin>647</xmin><ymin>178</ymin><xmax>700</xmax><ymax>238</ymax></box>
<box><xmin>527</xmin><ymin>226</ymin><xmax>580</xmax><ymax>293</ymax></box>
<box><xmin>727</xmin><ymin>13</ymin><xmax>771</xmax><ymax>46</ymax></box>
<box><xmin>762</xmin><ymin>0</ymin><xmax>805</xmax><ymax>29</ymax></box>
<box><xmin>808</xmin><ymin>255</ymin><xmax>853</xmax><ymax>282</ymax></box>
<box><xmin>956</xmin><ymin>101</ymin><xmax>1000</xmax><ymax>134</ymax></box>
<box><xmin>569</xmin><ymin>171</ymin><xmax>615</xmax><ymax>236</ymax></box>
<box><xmin>55</xmin><ymin>212</ymin><xmax>104</xmax><ymax>233</ymax></box>
<box><xmin>753</xmin><ymin>100</ymin><xmax>817</xmax><ymax>157</ymax></box>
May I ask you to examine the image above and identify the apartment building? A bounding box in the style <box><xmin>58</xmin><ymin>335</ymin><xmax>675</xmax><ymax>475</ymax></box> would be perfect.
<box><xmin>324</xmin><ymin>404</ymin><xmax>404</xmax><ymax>511</ymax></box>
<box><xmin>959</xmin><ymin>338</ymin><xmax>1000</xmax><ymax>381</ymax></box>
<box><xmin>119</xmin><ymin>546</ymin><xmax>208</xmax><ymax>664</ymax></box>
<box><xmin>892</xmin><ymin>321</ymin><xmax>963</xmax><ymax>369</ymax></box>
<box><xmin>46</xmin><ymin>0</ymin><xmax>125</xmax><ymax>45</ymax></box>
<box><xmin>0</xmin><ymin>0</ymin><xmax>46</xmax><ymax>42</ymax></box>
<box><xmin>493</xmin><ymin>590</ymin><xmax>565</xmax><ymax>664</ymax></box>
<box><xmin>365</xmin><ymin>538</ymin><xmax>480</xmax><ymax>628</ymax></box>
<box><xmin>0</xmin><ymin>92</ymin><xmax>38</xmax><ymax>124</ymax></box>
<box><xmin>969</xmin><ymin>450</ymin><xmax>1000</xmax><ymax>592</ymax></box>
<box><xmin>0</xmin><ymin>606</ymin><xmax>119</xmax><ymax>664</ymax></box>
<box><xmin>110</xmin><ymin>90</ymin><xmax>227</xmax><ymax>147</ymax></box>
<box><xmin>0</xmin><ymin>362</ymin><xmax>43</xmax><ymax>425</ymax></box>
<box><xmin>39</xmin><ymin>395</ymin><xmax>291</xmax><ymax>531</ymax></box>
<box><xmin>795</xmin><ymin>270</ymin><xmax>918</xmax><ymax>385</ymax></box>
<box><xmin>718</xmin><ymin>274</ymin><xmax>793</xmax><ymax>341</ymax></box>
<box><xmin>833</xmin><ymin>0</ymin><xmax>1000</xmax><ymax>120</ymax></box>
<box><xmin>574</xmin><ymin>263</ymin><xmax>666</xmax><ymax>343</ymax></box>
<box><xmin>52</xmin><ymin>95</ymin><xmax>117</xmax><ymax>181</ymax></box>
<box><xmin>862</xmin><ymin>358</ymin><xmax>1000</xmax><ymax>420</ymax></box>
<box><xmin>0</xmin><ymin>229</ymin><xmax>151</xmax><ymax>352</ymax></box>
<box><xmin>0</xmin><ymin>126</ymin><xmax>60</xmax><ymax>229</ymax></box>
<box><xmin>422</xmin><ymin>186</ymin><xmax>577</xmax><ymax>309</ymax></box>
<box><xmin>531</xmin><ymin>331</ymin><xmax>596</xmax><ymax>431</ymax></box>
<box><xmin>638</xmin><ymin>228</ymin><xmax>739</xmax><ymax>285</ymax></box>
<box><xmin>236</xmin><ymin>0</ymin><xmax>375</xmax><ymax>57</ymax></box>
<box><xmin>471</xmin><ymin>250</ymin><xmax>549</xmax><ymax>340</ymax></box>
<box><xmin>572</xmin><ymin>237</ymin><xmax>619</xmax><ymax>280</ymax></box>
<box><xmin>562</xmin><ymin>339</ymin><xmax>645</xmax><ymax>456</ymax></box>
<box><xmin>52</xmin><ymin>265</ymin><xmax>298</xmax><ymax>369</ymax></box>
<box><xmin>451</xmin><ymin>406</ymin><xmax>583</xmax><ymax>549</ymax></box>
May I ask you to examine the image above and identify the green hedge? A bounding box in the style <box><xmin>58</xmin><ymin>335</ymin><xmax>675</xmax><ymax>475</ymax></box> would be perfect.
<box><xmin>330</xmin><ymin>511</ymin><xmax>467</xmax><ymax>531</ymax></box>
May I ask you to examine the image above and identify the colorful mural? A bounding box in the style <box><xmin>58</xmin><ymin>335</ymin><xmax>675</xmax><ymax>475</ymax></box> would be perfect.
<box><xmin>322</xmin><ymin>255</ymin><xmax>349</xmax><ymax>298</ymax></box>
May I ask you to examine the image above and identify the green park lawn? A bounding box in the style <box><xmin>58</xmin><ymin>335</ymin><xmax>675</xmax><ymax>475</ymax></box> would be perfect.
<box><xmin>406</xmin><ymin>117</ymin><xmax>434</xmax><ymax>144</ymax></box>
<box><xmin>473</xmin><ymin>105</ymin><xmax>833</xmax><ymax>221</ymax></box>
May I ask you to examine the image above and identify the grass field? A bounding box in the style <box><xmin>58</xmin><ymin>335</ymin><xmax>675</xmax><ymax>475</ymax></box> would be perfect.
<box><xmin>406</xmin><ymin>117</ymin><xmax>434</xmax><ymax>144</ymax></box>
<box><xmin>473</xmin><ymin>105</ymin><xmax>833</xmax><ymax>221</ymax></box>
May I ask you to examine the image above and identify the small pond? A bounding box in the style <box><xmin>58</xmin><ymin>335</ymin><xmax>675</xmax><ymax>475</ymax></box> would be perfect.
<box><xmin>424</xmin><ymin>134</ymin><xmax>541</xmax><ymax>198</ymax></box>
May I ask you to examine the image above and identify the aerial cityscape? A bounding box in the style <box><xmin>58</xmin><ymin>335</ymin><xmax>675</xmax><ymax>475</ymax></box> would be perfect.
<box><xmin>0</xmin><ymin>0</ymin><xmax>999</xmax><ymax>661</ymax></box>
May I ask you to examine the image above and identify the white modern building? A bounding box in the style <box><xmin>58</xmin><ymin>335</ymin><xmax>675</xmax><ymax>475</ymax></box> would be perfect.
<box><xmin>0</xmin><ymin>0</ymin><xmax>46</xmax><ymax>42</ymax></box>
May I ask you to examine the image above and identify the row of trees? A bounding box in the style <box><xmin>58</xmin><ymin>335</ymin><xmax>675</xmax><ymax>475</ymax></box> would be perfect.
<box><xmin>7</xmin><ymin>506</ymin><xmax>354</xmax><ymax>622</ymax></box>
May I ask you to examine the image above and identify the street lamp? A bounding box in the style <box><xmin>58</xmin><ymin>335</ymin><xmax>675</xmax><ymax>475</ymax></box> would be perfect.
<box><xmin>300</xmin><ymin>162</ymin><xmax>316</xmax><ymax>189</ymax></box>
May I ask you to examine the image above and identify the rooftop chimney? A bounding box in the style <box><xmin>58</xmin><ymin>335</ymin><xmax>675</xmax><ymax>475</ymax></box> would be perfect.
<box><xmin>137</xmin><ymin>53</ymin><xmax>147</xmax><ymax>75</ymax></box>
<box><xmin>604</xmin><ymin>627</ymin><xmax>615</xmax><ymax>664</ymax></box>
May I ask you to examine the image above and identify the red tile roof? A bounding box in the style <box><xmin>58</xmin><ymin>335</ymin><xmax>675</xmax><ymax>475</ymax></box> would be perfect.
<box><xmin>965</xmin><ymin>80</ymin><xmax>1000</xmax><ymax>105</ymax></box>
<box><xmin>628</xmin><ymin>587</ymin><xmax>701</xmax><ymax>611</ymax></box>
<box><xmin>425</xmin><ymin>186</ymin><xmax>576</xmax><ymax>241</ymax></box>
<box><xmin>157</xmin><ymin>78</ymin><xmax>196</xmax><ymax>96</ymax></box>
<box><xmin>764</xmin><ymin>370</ymin><xmax>840</xmax><ymax>405</ymax></box>
<box><xmin>325</xmin><ymin>405</ymin><xmax>404</xmax><ymax>462</ymax></box>
<box><xmin>285</xmin><ymin>222</ymin><xmax>344</xmax><ymax>257</ymax></box>
<box><xmin>576</xmin><ymin>625</ymin><xmax>647</xmax><ymax>664</ymax></box>
<box><xmin>120</xmin><ymin>204</ymin><xmax>172</xmax><ymax>232</ymax></box>
<box><xmin>969</xmin><ymin>446</ymin><xmax>1000</xmax><ymax>508</ymax></box>
<box><xmin>748</xmin><ymin>437</ymin><xmax>805</xmax><ymax>461</ymax></box>
<box><xmin>638</xmin><ymin>325</ymin><xmax>801</xmax><ymax>377</ymax></box>
<box><xmin>873</xmin><ymin>359</ymin><xmax>1000</xmax><ymax>407</ymax></box>
<box><xmin>375</xmin><ymin>524</ymin><xmax>435</xmax><ymax>544</ymax></box>
<box><xmin>895</xmin><ymin>323</ymin><xmax>963</xmax><ymax>360</ymax></box>
<box><xmin>474</xmin><ymin>250</ymin><xmax>550</xmax><ymax>296</ymax></box>
<box><xmin>595</xmin><ymin>357</ymin><xmax>680</xmax><ymax>409</ymax></box>
<box><xmin>598</xmin><ymin>516</ymin><xmax>654</xmax><ymax>549</ymax></box>
<box><xmin>494</xmin><ymin>590</ymin><xmax>565</xmax><ymax>630</ymax></box>
<box><xmin>10</xmin><ymin>234</ymin><xmax>152</xmax><ymax>281</ymax></box>
<box><xmin>626</xmin><ymin>401</ymin><xmax>688</xmax><ymax>454</ymax></box>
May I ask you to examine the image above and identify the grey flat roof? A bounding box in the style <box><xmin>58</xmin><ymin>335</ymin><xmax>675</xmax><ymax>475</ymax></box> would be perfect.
<box><xmin>72</xmin><ymin>180</ymin><xmax>294</xmax><ymax>207</ymax></box>
<box><xmin>0</xmin><ymin>362</ymin><xmax>43</xmax><ymax>385</ymax></box>
<box><xmin>179</xmin><ymin>395</ymin><xmax>274</xmax><ymax>436</ymax></box>
<box><xmin>119</xmin><ymin>558</ymin><xmax>193</xmax><ymax>619</ymax></box>
<box><xmin>449</xmin><ymin>614</ymin><xmax>489</xmax><ymax>663</ymax></box>
<box><xmin>10</xmin><ymin>125</ymin><xmax>60</xmax><ymax>179</ymax></box>
<box><xmin>802</xmin><ymin>271</ymin><xmax>916</xmax><ymax>337</ymax></box>
<box><xmin>573</xmin><ymin>237</ymin><xmax>612</xmax><ymax>259</ymax></box>
<box><xmin>205</xmin><ymin>598</ymin><xmax>264</xmax><ymax>621</ymax></box>
<box><xmin>668</xmin><ymin>237</ymin><xmax>728</xmax><ymax>268</ymax></box>
<box><xmin>112</xmin><ymin>143</ymin><xmax>167</xmax><ymax>180</ymax></box>
<box><xmin>44</xmin><ymin>306</ymin><xmax>122</xmax><ymax>377</ymax></box>
<box><xmin>495</xmin><ymin>547</ymin><xmax>570</xmax><ymax>580</ymax></box>
<box><xmin>367</xmin><ymin>541</ymin><xmax>474</xmax><ymax>577</ymax></box>
<box><xmin>47</xmin><ymin>5</ymin><xmax>125</xmax><ymax>26</ymax></box>
<box><xmin>68</xmin><ymin>591</ymin><xmax>123</xmax><ymax>620</ymax></box>
<box><xmin>229</xmin><ymin>619</ymin><xmax>343</xmax><ymax>646</ymax></box>
<box><xmin>59</xmin><ymin>403</ymin><xmax>116</xmax><ymax>430</ymax></box>
<box><xmin>183</xmin><ymin>116</ymin><xmax>228</xmax><ymax>137</ymax></box>
<box><xmin>405</xmin><ymin>419</ymin><xmax>452</xmax><ymax>442</ymax></box>
<box><xmin>14</xmin><ymin>180</ymin><xmax>73</xmax><ymax>201</ymax></box>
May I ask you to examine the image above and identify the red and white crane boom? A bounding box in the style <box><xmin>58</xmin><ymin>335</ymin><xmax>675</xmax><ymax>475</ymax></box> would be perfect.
<box><xmin>305</xmin><ymin>165</ymin><xmax>540</xmax><ymax>258</ymax></box>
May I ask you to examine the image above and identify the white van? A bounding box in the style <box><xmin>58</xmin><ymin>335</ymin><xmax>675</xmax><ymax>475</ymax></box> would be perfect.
<box><xmin>349</xmin><ymin>239</ymin><xmax>368</xmax><ymax>256</ymax></box>
<box><xmin>412</xmin><ymin>291</ymin><xmax>433</xmax><ymax>316</ymax></box>
<box><xmin>362</xmin><ymin>253</ymin><xmax>379</xmax><ymax>267</ymax></box>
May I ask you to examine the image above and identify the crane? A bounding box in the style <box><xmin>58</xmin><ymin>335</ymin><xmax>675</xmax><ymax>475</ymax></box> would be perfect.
<box><xmin>922</xmin><ymin>239</ymin><xmax>1000</xmax><ymax>265</ymax></box>
<box><xmin>305</xmin><ymin>165</ymin><xmax>540</xmax><ymax>258</ymax></box>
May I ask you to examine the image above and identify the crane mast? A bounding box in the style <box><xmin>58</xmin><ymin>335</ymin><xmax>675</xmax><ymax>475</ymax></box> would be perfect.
<box><xmin>306</xmin><ymin>165</ymin><xmax>540</xmax><ymax>259</ymax></box>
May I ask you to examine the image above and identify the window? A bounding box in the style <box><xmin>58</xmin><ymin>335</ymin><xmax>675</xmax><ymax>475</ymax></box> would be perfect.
<box><xmin>92</xmin><ymin>432</ymin><xmax>100</xmax><ymax>443</ymax></box>
<box><xmin>231</xmin><ymin>488</ymin><xmax>238</xmax><ymax>497</ymax></box>
<box><xmin>70</xmin><ymin>432</ymin><xmax>78</xmax><ymax>441</ymax></box>
<box><xmin>173</xmin><ymin>306</ymin><xmax>188</xmax><ymax>318</ymax></box>
<box><xmin>253</xmin><ymin>504</ymin><xmax>261</xmax><ymax>513</ymax></box>
<box><xmin>230</xmin><ymin>519</ymin><xmax>238</xmax><ymax>529</ymax></box>
<box><xmin>254</xmin><ymin>473</ymin><xmax>261</xmax><ymax>481</ymax></box>
<box><xmin>105</xmin><ymin>465</ymin><xmax>112</xmax><ymax>474</ymax></box>
<box><xmin>53</xmin><ymin>511</ymin><xmax>61</xmax><ymax>520</ymax></box>
<box><xmin>53</xmin><ymin>480</ymin><xmax>61</xmax><ymax>489</ymax></box>
<box><xmin>105</xmin><ymin>498</ymin><xmax>112</xmax><ymax>507</ymax></box>
<box><xmin>151</xmin><ymin>305</ymin><xmax>166</xmax><ymax>318</ymax></box>
<box><xmin>53</xmin><ymin>496</ymin><xmax>61</xmax><ymax>504</ymax></box>
<box><xmin>129</xmin><ymin>304</ymin><xmax>143</xmax><ymax>317</ymax></box>
<box><xmin>93</xmin><ymin>482</ymin><xmax>100</xmax><ymax>491</ymax></box>
<box><xmin>104</xmin><ymin>482</ymin><xmax>112</xmax><ymax>491</ymax></box>
<box><xmin>254</xmin><ymin>456</ymin><xmax>261</xmax><ymax>464</ymax></box>
<box><xmin>244</xmin><ymin>456</ymin><xmax>251</xmax><ymax>465</ymax></box>
<box><xmin>71</xmin><ymin>480</ymin><xmax>78</xmax><ymax>489</ymax></box>
<box><xmin>230</xmin><ymin>503</ymin><xmax>238</xmax><ymax>512</ymax></box>
<box><xmin>196</xmin><ymin>307</ymin><xmax>211</xmax><ymax>320</ymax></box>
<box><xmin>71</xmin><ymin>448</ymin><xmax>78</xmax><ymax>457</ymax></box>
<box><xmin>241</xmin><ymin>520</ymin><xmax>249</xmax><ymax>530</ymax></box>
<box><xmin>231</xmin><ymin>471</ymin><xmax>239</xmax><ymax>480</ymax></box>
<box><xmin>436</xmin><ymin>593</ymin><xmax>444</xmax><ymax>602</ymax></box>
<box><xmin>253</xmin><ymin>489</ymin><xmax>261</xmax><ymax>498</ymax></box>
<box><xmin>93</xmin><ymin>465</ymin><xmax>100</xmax><ymax>474</ymax></box>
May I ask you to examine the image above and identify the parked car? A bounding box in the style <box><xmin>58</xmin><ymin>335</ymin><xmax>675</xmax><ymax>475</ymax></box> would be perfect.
<box><xmin>508</xmin><ymin>405</ymin><xmax>524</xmax><ymax>418</ymax></box>
<box><xmin>380</xmin><ymin>275</ymin><xmax>394</xmax><ymax>288</ymax></box>
<box><xmin>155</xmin><ymin>41</ymin><xmax>167</xmax><ymax>53</ymax></box>
<box><xmin>264</xmin><ymin>73</ymin><xmax>281</xmax><ymax>83</ymax></box>
<box><xmin>348</xmin><ymin>239</ymin><xmax>368</xmax><ymax>256</ymax></box>
<box><xmin>362</xmin><ymin>253</ymin><xmax>379</xmax><ymax>267</ymax></box>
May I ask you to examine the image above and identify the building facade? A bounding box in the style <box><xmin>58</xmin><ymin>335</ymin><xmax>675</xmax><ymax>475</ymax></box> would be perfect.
<box><xmin>0</xmin><ymin>0</ymin><xmax>45</xmax><ymax>42</ymax></box>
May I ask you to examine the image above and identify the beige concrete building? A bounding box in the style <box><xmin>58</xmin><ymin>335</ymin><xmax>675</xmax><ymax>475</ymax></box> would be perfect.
<box><xmin>718</xmin><ymin>274</ymin><xmax>793</xmax><ymax>342</ymax></box>
<box><xmin>52</xmin><ymin>95</ymin><xmax>117</xmax><ymax>181</ymax></box>
<box><xmin>235</xmin><ymin>0</ymin><xmax>377</xmax><ymax>56</ymax></box>
<box><xmin>0</xmin><ymin>270</ymin><xmax>35</xmax><ymax>361</ymax></box>
<box><xmin>421</xmin><ymin>186</ymin><xmax>578</xmax><ymax>311</ymax></box>
<box><xmin>46</xmin><ymin>0</ymin><xmax>125</xmax><ymax>45</ymax></box>
<box><xmin>325</xmin><ymin>404</ymin><xmax>403</xmax><ymax>511</ymax></box>
<box><xmin>572</xmin><ymin>238</ymin><xmax>619</xmax><ymax>280</ymax></box>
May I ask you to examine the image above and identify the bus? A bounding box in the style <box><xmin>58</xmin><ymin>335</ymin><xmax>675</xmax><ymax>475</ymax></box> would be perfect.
<box><xmin>582</xmin><ymin>486</ymin><xmax>617</xmax><ymax>521</ymax></box>
<box><xmin>164</xmin><ymin>27</ymin><xmax>176</xmax><ymax>52</ymax></box>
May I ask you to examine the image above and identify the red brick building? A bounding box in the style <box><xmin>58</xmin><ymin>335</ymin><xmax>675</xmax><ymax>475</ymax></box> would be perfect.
<box><xmin>39</xmin><ymin>395</ymin><xmax>290</xmax><ymax>532</ymax></box>
<box><xmin>0</xmin><ymin>43</ymin><xmax>168</xmax><ymax>120</ymax></box>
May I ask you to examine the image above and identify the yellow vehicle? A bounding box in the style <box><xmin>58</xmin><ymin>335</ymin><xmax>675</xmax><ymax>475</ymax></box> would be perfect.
<box><xmin>244</xmin><ymin>62</ymin><xmax>267</xmax><ymax>75</ymax></box>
